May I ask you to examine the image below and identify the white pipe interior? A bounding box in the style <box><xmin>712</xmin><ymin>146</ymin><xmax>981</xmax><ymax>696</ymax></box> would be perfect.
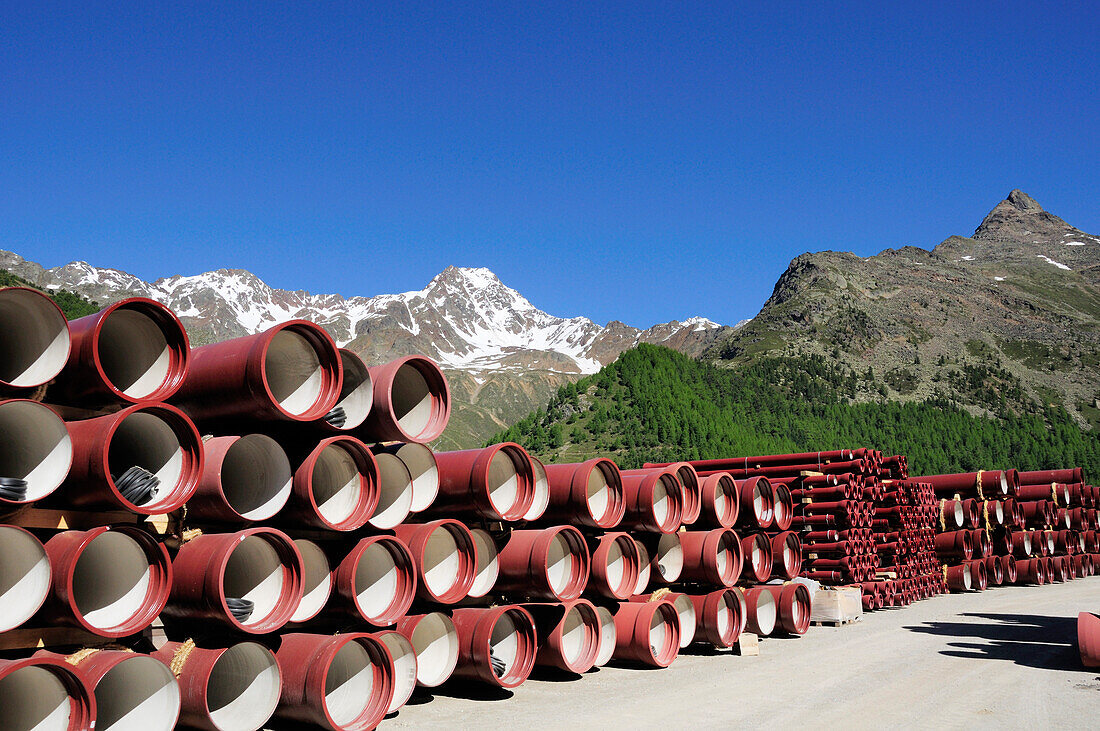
<box><xmin>96</xmin><ymin>307</ymin><xmax>172</xmax><ymax>399</ymax></box>
<box><xmin>0</xmin><ymin>288</ymin><xmax>69</xmax><ymax>387</ymax></box>
<box><xmin>0</xmin><ymin>527</ymin><xmax>51</xmax><ymax>632</ymax></box>
<box><xmin>222</xmin><ymin>536</ymin><xmax>286</xmax><ymax>627</ymax></box>
<box><xmin>752</xmin><ymin>483</ymin><xmax>765</xmax><ymax>520</ymax></box>
<box><xmin>633</xmin><ymin>540</ymin><xmax>651</xmax><ymax>594</ymax></box>
<box><xmin>368</xmin><ymin>453</ymin><xmax>413</xmax><ymax>529</ymax></box>
<box><xmin>992</xmin><ymin>503</ymin><xmax>1004</xmax><ymax>523</ymax></box>
<box><xmin>489</xmin><ymin>612</ymin><xmax>522</xmax><ymax>680</ymax></box>
<box><xmin>648</xmin><ymin>608</ymin><xmax>675</xmax><ymax>661</ymax></box>
<box><xmin>323</xmin><ymin>641</ymin><xmax>374</xmax><ymax>728</ymax></box>
<box><xmin>264</xmin><ymin>330</ymin><xmax>324</xmax><ymax>416</ymax></box>
<box><xmin>753</xmin><ymin>591</ymin><xmax>777</xmax><ymax>636</ymax></box>
<box><xmin>93</xmin><ymin>656</ymin><xmax>179</xmax><ymax>731</ymax></box>
<box><xmin>594</xmin><ymin>606</ymin><xmax>617</xmax><ymax>667</ymax></box>
<box><xmin>962</xmin><ymin>564</ymin><xmax>973</xmax><ymax>591</ymax></box>
<box><xmin>0</xmin><ymin>665</ymin><xmax>73</xmax><ymax>731</ymax></box>
<box><xmin>1022</xmin><ymin>533</ymin><xmax>1032</xmax><ymax>554</ymax></box>
<box><xmin>395</xmin><ymin>443</ymin><xmax>439</xmax><ymax>513</ymax></box>
<box><xmin>0</xmin><ymin>401</ymin><xmax>72</xmax><ymax>501</ymax></box>
<box><xmin>654</xmin><ymin>533</ymin><xmax>683</xmax><ymax>583</ymax></box>
<box><xmin>676</xmin><ymin>466</ymin><xmax>697</xmax><ymax>505</ymax></box>
<box><xmin>952</xmin><ymin>502</ymin><xmax>964</xmax><ymax>527</ymax></box>
<box><xmin>586</xmin><ymin>465</ymin><xmax>612</xmax><ymax>522</ymax></box>
<box><xmin>715</xmin><ymin>532</ymin><xmax>739</xmax><ymax>583</ymax></box>
<box><xmin>311</xmin><ymin>442</ymin><xmax>364</xmax><ymax>526</ymax></box>
<box><xmin>523</xmin><ymin>458</ymin><xmax>549</xmax><ymax>521</ymax></box>
<box><xmin>421</xmin><ymin>526</ymin><xmax>464</xmax><ymax>598</ymax></box>
<box><xmin>999</xmin><ymin>472</ymin><xmax>1009</xmax><ymax>494</ymax></box>
<box><xmin>716</xmin><ymin>592</ymin><xmax>738</xmax><ymax>644</ymax></box>
<box><xmin>207</xmin><ymin>642</ymin><xmax>281</xmax><ymax>731</ymax></box>
<box><xmin>783</xmin><ymin>541</ymin><xmax>795</xmax><ymax>572</ymax></box>
<box><xmin>409</xmin><ymin>613</ymin><xmax>458</xmax><ymax>687</ymax></box>
<box><xmin>713</xmin><ymin>476</ymin><xmax>735</xmax><ymax>523</ymax></box>
<box><xmin>73</xmin><ymin>531</ymin><xmax>152</xmax><ymax>630</ymax></box>
<box><xmin>377</xmin><ymin>631</ymin><xmax>417</xmax><ymax>714</ymax></box>
<box><xmin>559</xmin><ymin>604</ymin><xmax>593</xmax><ymax>667</ymax></box>
<box><xmin>468</xmin><ymin>528</ymin><xmax>499</xmax><ymax>598</ymax></box>
<box><xmin>291</xmin><ymin>539</ymin><xmax>331</xmax><ymax>623</ymax></box>
<box><xmin>335</xmin><ymin>351</ymin><xmax>373</xmax><ymax>429</ymax></box>
<box><xmin>734</xmin><ymin>589</ymin><xmax>748</xmax><ymax>634</ymax></box>
<box><xmin>672</xmin><ymin>595</ymin><xmax>696</xmax><ymax>648</ymax></box>
<box><xmin>354</xmin><ymin>541</ymin><xmax>401</xmax><ymax>621</ymax></box>
<box><xmin>221</xmin><ymin>435</ymin><xmax>292</xmax><ymax>521</ymax></box>
<box><xmin>546</xmin><ymin>532</ymin><xmax>578</xmax><ymax>596</ymax></box>
<box><xmin>791</xmin><ymin>593</ymin><xmax>806</xmax><ymax>629</ymax></box>
<box><xmin>486</xmin><ymin>449</ymin><xmax>522</xmax><ymax>517</ymax></box>
<box><xmin>651</xmin><ymin>475</ymin><xmax>675</xmax><ymax>527</ymax></box>
<box><xmin>390</xmin><ymin>363</ymin><xmax>433</xmax><ymax>438</ymax></box>
<box><xmin>604</xmin><ymin>538</ymin><xmax>628</xmax><ymax>595</ymax></box>
<box><xmin>107</xmin><ymin>411</ymin><xmax>184</xmax><ymax>509</ymax></box>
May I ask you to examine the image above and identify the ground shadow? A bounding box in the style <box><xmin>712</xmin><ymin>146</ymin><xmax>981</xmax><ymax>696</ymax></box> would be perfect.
<box><xmin>904</xmin><ymin>612</ymin><xmax>1086</xmax><ymax>672</ymax></box>
<box><xmin>529</xmin><ymin>666</ymin><xmax>586</xmax><ymax>682</ymax></box>
<box><xmin>430</xmin><ymin>680</ymin><xmax>515</xmax><ymax>701</ymax></box>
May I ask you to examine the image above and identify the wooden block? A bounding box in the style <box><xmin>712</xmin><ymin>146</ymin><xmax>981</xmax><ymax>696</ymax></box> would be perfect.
<box><xmin>800</xmin><ymin>471</ymin><xmax>824</xmax><ymax>477</ymax></box>
<box><xmin>736</xmin><ymin>632</ymin><xmax>759</xmax><ymax>656</ymax></box>
<box><xmin>0</xmin><ymin>626</ymin><xmax>135</xmax><ymax>651</ymax></box>
<box><xmin>7</xmin><ymin>507</ymin><xmax>171</xmax><ymax>534</ymax></box>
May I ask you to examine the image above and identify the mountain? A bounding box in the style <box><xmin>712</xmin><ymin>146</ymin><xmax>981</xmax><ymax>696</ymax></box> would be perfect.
<box><xmin>0</xmin><ymin>252</ymin><xmax>737</xmax><ymax>448</ymax></box>
<box><xmin>708</xmin><ymin>190</ymin><xmax>1100</xmax><ymax>428</ymax></box>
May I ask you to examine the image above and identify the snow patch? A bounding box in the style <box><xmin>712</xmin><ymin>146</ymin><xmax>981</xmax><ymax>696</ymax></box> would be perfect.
<box><xmin>961</xmin><ymin>255</ymin><xmax>975</xmax><ymax>261</ymax></box>
<box><xmin>1036</xmin><ymin>255</ymin><xmax>1072</xmax><ymax>271</ymax></box>
<box><xmin>1064</xmin><ymin>241</ymin><xmax>1086</xmax><ymax>246</ymax></box>
<box><xmin>994</xmin><ymin>276</ymin><xmax>1005</xmax><ymax>282</ymax></box>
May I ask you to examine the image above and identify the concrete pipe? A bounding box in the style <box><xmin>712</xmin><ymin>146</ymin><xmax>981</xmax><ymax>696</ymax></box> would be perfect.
<box><xmin>0</xmin><ymin>655</ymin><xmax>95</xmax><ymax>731</ymax></box>
<box><xmin>290</xmin><ymin>539</ymin><xmax>332</xmax><ymax>624</ymax></box>
<box><xmin>395</xmin><ymin>613</ymin><xmax>460</xmax><ymax>688</ymax></box>
<box><xmin>152</xmin><ymin>640</ymin><xmax>281</xmax><ymax>731</ymax></box>
<box><xmin>284</xmin><ymin>436</ymin><xmax>382</xmax><ymax>532</ymax></box>
<box><xmin>332</xmin><ymin>536</ymin><xmax>416</xmax><ymax>626</ymax></box>
<box><xmin>173</xmin><ymin>321</ymin><xmax>341</xmax><ymax>424</ymax></box>
<box><xmin>374</xmin><ymin>442</ymin><xmax>439</xmax><ymax>514</ymax></box>
<box><xmin>678</xmin><ymin>529</ymin><xmax>742</xmax><ymax>587</ymax></box>
<box><xmin>542</xmin><ymin>458</ymin><xmax>625</xmax><ymax>529</ymax></box>
<box><xmin>369</xmin><ymin>631</ymin><xmax>417</xmax><ymax>714</ymax></box>
<box><xmin>687</xmin><ymin>589</ymin><xmax>742</xmax><ymax>647</ymax></box>
<box><xmin>0</xmin><ymin>287</ymin><xmax>70</xmax><ymax>393</ymax></box>
<box><xmin>316</xmin><ymin>349</ymin><xmax>373</xmax><ymax>432</ymax></box>
<box><xmin>53</xmin><ymin>297</ymin><xmax>189</xmax><ymax>406</ymax></box>
<box><xmin>1000</xmin><ymin>554</ymin><xmax>1018</xmax><ymax>584</ymax></box>
<box><xmin>593</xmin><ymin>605</ymin><xmax>618</xmax><ymax>668</ymax></box>
<box><xmin>42</xmin><ymin>525</ymin><xmax>171</xmax><ymax>637</ymax></box>
<box><xmin>41</xmin><ymin>650</ymin><xmax>179</xmax><ymax>731</ymax></box>
<box><xmin>523</xmin><ymin>455</ymin><xmax>550</xmax><ymax>522</ymax></box>
<box><xmin>189</xmin><ymin>435</ymin><xmax>292</xmax><ymax>523</ymax></box>
<box><xmin>166</xmin><ymin>528</ymin><xmax>303</xmax><ymax>634</ymax></box>
<box><xmin>393</xmin><ymin>520</ymin><xmax>476</xmax><ymax>605</ymax></box>
<box><xmin>431</xmin><ymin>443</ymin><xmax>534</xmax><ymax>521</ymax></box>
<box><xmin>771</xmin><ymin>531</ymin><xmax>803</xmax><ymax>580</ymax></box>
<box><xmin>755</xmin><ymin>583</ymin><xmax>811</xmax><ymax>635</ymax></box>
<box><xmin>619</xmin><ymin>468</ymin><xmax>683</xmax><ymax>534</ymax></box>
<box><xmin>359</xmin><ymin>355</ymin><xmax>450</xmax><ymax>443</ymax></box>
<box><xmin>0</xmin><ymin>400</ymin><xmax>72</xmax><ymax>508</ymax></box>
<box><xmin>527</xmin><ymin>599</ymin><xmax>601</xmax><ymax>674</ymax></box>
<box><xmin>366</xmin><ymin>450</ymin><xmax>413</xmax><ymax>530</ymax></box>
<box><xmin>696</xmin><ymin>472</ymin><xmax>739</xmax><ymax>528</ymax></box>
<box><xmin>737</xmin><ymin>476</ymin><xmax>774</xmax><ymax>529</ymax></box>
<box><xmin>740</xmin><ymin>587</ymin><xmax>778</xmax><ymax>636</ymax></box>
<box><xmin>0</xmin><ymin>525</ymin><xmax>51</xmax><ymax>632</ymax></box>
<box><xmin>612</xmin><ymin>600</ymin><xmax>680</xmax><ymax>668</ymax></box>
<box><xmin>274</xmin><ymin>633</ymin><xmax>394</xmax><ymax>731</ymax></box>
<box><xmin>739</xmin><ymin>532</ymin><xmax>772</xmax><ymax>583</ymax></box>
<box><xmin>632</xmin><ymin>538</ymin><xmax>652</xmax><ymax>595</ymax></box>
<box><xmin>467</xmin><ymin>527</ymin><xmax>500</xmax><ymax>599</ymax></box>
<box><xmin>586</xmin><ymin>532</ymin><xmax>640</xmax><ymax>600</ymax></box>
<box><xmin>495</xmin><ymin>526</ymin><xmax>590</xmax><ymax>601</ymax></box>
<box><xmin>648</xmin><ymin>532</ymin><xmax>684</xmax><ymax>585</ymax></box>
<box><xmin>450</xmin><ymin>605</ymin><xmax>538</xmax><ymax>688</ymax></box>
<box><xmin>63</xmin><ymin>403</ymin><xmax>202</xmax><ymax>514</ymax></box>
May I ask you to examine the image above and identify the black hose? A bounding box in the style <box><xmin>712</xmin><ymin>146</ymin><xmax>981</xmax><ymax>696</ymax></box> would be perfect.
<box><xmin>112</xmin><ymin>466</ymin><xmax>160</xmax><ymax>506</ymax></box>
<box><xmin>489</xmin><ymin>647</ymin><xmax>506</xmax><ymax>677</ymax></box>
<box><xmin>325</xmin><ymin>406</ymin><xmax>347</xmax><ymax>428</ymax></box>
<box><xmin>226</xmin><ymin>597</ymin><xmax>255</xmax><ymax>622</ymax></box>
<box><xmin>0</xmin><ymin>477</ymin><xmax>28</xmax><ymax>502</ymax></box>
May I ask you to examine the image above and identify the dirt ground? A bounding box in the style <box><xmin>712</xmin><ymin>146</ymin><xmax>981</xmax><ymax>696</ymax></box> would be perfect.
<box><xmin>387</xmin><ymin>579</ymin><xmax>1100</xmax><ymax>729</ymax></box>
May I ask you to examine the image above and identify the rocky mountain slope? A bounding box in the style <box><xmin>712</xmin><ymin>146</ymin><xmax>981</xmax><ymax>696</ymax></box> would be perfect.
<box><xmin>709</xmin><ymin>190</ymin><xmax>1100</xmax><ymax>428</ymax></box>
<box><xmin>0</xmin><ymin>251</ymin><xmax>737</xmax><ymax>448</ymax></box>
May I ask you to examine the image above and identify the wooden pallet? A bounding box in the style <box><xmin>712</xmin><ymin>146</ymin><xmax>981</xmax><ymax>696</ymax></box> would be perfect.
<box><xmin>735</xmin><ymin>632</ymin><xmax>759</xmax><ymax>656</ymax></box>
<box><xmin>810</xmin><ymin>616</ymin><xmax>862</xmax><ymax>627</ymax></box>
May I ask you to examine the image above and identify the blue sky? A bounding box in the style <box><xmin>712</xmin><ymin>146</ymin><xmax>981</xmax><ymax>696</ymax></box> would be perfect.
<box><xmin>2</xmin><ymin>2</ymin><xmax>1097</xmax><ymax>327</ymax></box>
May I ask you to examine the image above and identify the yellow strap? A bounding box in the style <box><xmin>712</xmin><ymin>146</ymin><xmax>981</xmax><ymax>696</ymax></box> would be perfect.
<box><xmin>648</xmin><ymin>588</ymin><xmax>672</xmax><ymax>602</ymax></box>
<box><xmin>975</xmin><ymin>471</ymin><xmax>984</xmax><ymax>501</ymax></box>
<box><xmin>942</xmin><ymin>564</ymin><xmax>949</xmax><ymax>583</ymax></box>
<box><xmin>169</xmin><ymin>639</ymin><xmax>196</xmax><ymax>678</ymax></box>
<box><xmin>181</xmin><ymin>528</ymin><xmax>203</xmax><ymax>542</ymax></box>
<box><xmin>939</xmin><ymin>499</ymin><xmax>947</xmax><ymax>532</ymax></box>
<box><xmin>1052</xmin><ymin>483</ymin><xmax>1058</xmax><ymax>505</ymax></box>
<box><xmin>65</xmin><ymin>646</ymin><xmax>132</xmax><ymax>666</ymax></box>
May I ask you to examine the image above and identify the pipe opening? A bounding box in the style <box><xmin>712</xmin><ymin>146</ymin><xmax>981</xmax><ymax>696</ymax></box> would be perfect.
<box><xmin>222</xmin><ymin>435</ymin><xmax>292</xmax><ymax>521</ymax></box>
<box><xmin>715</xmin><ymin>532</ymin><xmax>740</xmax><ymax>584</ymax></box>
<box><xmin>368</xmin><ymin>453</ymin><xmax>413</xmax><ymax>529</ymax></box>
<box><xmin>648</xmin><ymin>605</ymin><xmax>679</xmax><ymax>665</ymax></box>
<box><xmin>394</xmin><ymin>443</ymin><xmax>438</xmax><ymax>513</ymax></box>
<box><xmin>323</xmin><ymin>642</ymin><xmax>375</xmax><ymax>728</ymax></box>
<box><xmin>422</xmin><ymin>525</ymin><xmax>464</xmax><ymax>599</ymax></box>
<box><xmin>633</xmin><ymin>539</ymin><xmax>651</xmax><ymax>594</ymax></box>
<box><xmin>559</xmin><ymin>604</ymin><xmax>595</xmax><ymax>667</ymax></box>
<box><xmin>752</xmin><ymin>483</ymin><xmax>765</xmax><ymax>520</ymax></box>
<box><xmin>334</xmin><ymin>351</ymin><xmax>373</xmax><ymax>430</ymax></box>
<box><xmin>0</xmin><ymin>665</ymin><xmax>73</xmax><ymax>731</ymax></box>
<box><xmin>96</xmin><ymin>306</ymin><xmax>174</xmax><ymax>399</ymax></box>
<box><xmin>207</xmin><ymin>643</ymin><xmax>281</xmax><ymax>731</ymax></box>
<box><xmin>94</xmin><ymin>655</ymin><xmax>179</xmax><ymax>731</ymax></box>
<box><xmin>222</xmin><ymin>536</ymin><xmax>286</xmax><ymax>627</ymax></box>
<box><xmin>753</xmin><ymin>591</ymin><xmax>777</xmax><ymax>635</ymax></box>
<box><xmin>586</xmin><ymin>465</ymin><xmax>612</xmax><ymax>522</ymax></box>
<box><xmin>489</xmin><ymin>611</ymin><xmax>523</xmax><ymax>682</ymax></box>
<box><xmin>73</xmin><ymin>531</ymin><xmax>153</xmax><ymax>630</ymax></box>
<box><xmin>962</xmin><ymin>564</ymin><xmax>973</xmax><ymax>591</ymax></box>
<box><xmin>604</xmin><ymin>537</ymin><xmax>629</xmax><ymax>596</ymax></box>
<box><xmin>716</xmin><ymin>592</ymin><xmax>739</xmax><ymax>645</ymax></box>
<box><xmin>0</xmin><ymin>401</ymin><xmax>71</xmax><ymax>502</ymax></box>
<box><xmin>654</xmin><ymin>533</ymin><xmax>683</xmax><ymax>583</ymax></box>
<box><xmin>107</xmin><ymin>411</ymin><xmax>184</xmax><ymax>509</ymax></box>
<box><xmin>391</xmin><ymin>364</ymin><xmax>433</xmax><ymax>437</ymax></box>
<box><xmin>594</xmin><ymin>606</ymin><xmax>617</xmax><ymax>667</ymax></box>
<box><xmin>487</xmin><ymin>448</ymin><xmax>523</xmax><ymax>517</ymax></box>
<box><xmin>468</xmin><ymin>528</ymin><xmax>499</xmax><ymax>598</ymax></box>
<box><xmin>354</xmin><ymin>541</ymin><xmax>404</xmax><ymax>621</ymax></box>
<box><xmin>409</xmin><ymin>613</ymin><xmax>458</xmax><ymax>687</ymax></box>
<box><xmin>671</xmin><ymin>594</ymin><xmax>696</xmax><ymax>648</ymax></box>
<box><xmin>264</xmin><ymin>330</ymin><xmax>324</xmax><ymax>416</ymax></box>
<box><xmin>523</xmin><ymin>458</ymin><xmax>549</xmax><ymax>521</ymax></box>
<box><xmin>651</xmin><ymin>474</ymin><xmax>676</xmax><ymax>528</ymax></box>
<box><xmin>952</xmin><ymin>502</ymin><xmax>964</xmax><ymax>527</ymax></box>
<box><xmin>310</xmin><ymin>442</ymin><xmax>365</xmax><ymax>526</ymax></box>
<box><xmin>0</xmin><ymin>289</ymin><xmax>69</xmax><ymax>387</ymax></box>
<box><xmin>291</xmin><ymin>540</ymin><xmax>331</xmax><ymax>623</ymax></box>
<box><xmin>546</xmin><ymin>531</ymin><xmax>583</xmax><ymax>596</ymax></box>
<box><xmin>0</xmin><ymin>527</ymin><xmax>50</xmax><ymax>632</ymax></box>
<box><xmin>376</xmin><ymin>632</ymin><xmax>416</xmax><ymax>714</ymax></box>
<box><xmin>713</xmin><ymin>475</ymin><xmax>737</xmax><ymax>525</ymax></box>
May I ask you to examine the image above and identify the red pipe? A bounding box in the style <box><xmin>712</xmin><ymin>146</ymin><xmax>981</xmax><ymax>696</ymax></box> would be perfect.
<box><xmin>910</xmin><ymin>470</ymin><xmax>1018</xmax><ymax>497</ymax></box>
<box><xmin>365</xmin><ymin>448</ymin><xmax>414</xmax><ymax>530</ymax></box>
<box><xmin>647</xmin><ymin>449</ymin><xmax>857</xmax><ymax>472</ymax></box>
<box><xmin>983</xmin><ymin>555</ymin><xmax>1004</xmax><ymax>585</ymax></box>
<box><xmin>1080</xmin><ymin>612</ymin><xmax>1100</xmax><ymax>668</ymax></box>
<box><xmin>970</xmin><ymin>529</ymin><xmax>992</xmax><ymax>559</ymax></box>
<box><xmin>772</xmin><ymin>482</ymin><xmax>794</xmax><ymax>530</ymax></box>
<box><xmin>524</xmin><ymin>455</ymin><xmax>550</xmax><ymax>522</ymax></box>
<box><xmin>740</xmin><ymin>586</ymin><xmax>778</xmax><ymax>636</ymax></box>
<box><xmin>754</xmin><ymin>583</ymin><xmax>812</xmax><ymax>635</ymax></box>
<box><xmin>620</xmin><ymin>468</ymin><xmax>683</xmax><ymax>534</ymax></box>
<box><xmin>331</xmin><ymin>535</ymin><xmax>416</xmax><ymax>626</ymax></box>
<box><xmin>284</xmin><ymin>436</ymin><xmax>381</xmax><ymax>531</ymax></box>
<box><xmin>63</xmin><ymin>402</ymin><xmax>203</xmax><ymax>514</ymax></box>
<box><xmin>0</xmin><ymin>399</ymin><xmax>72</xmax><ymax>507</ymax></box>
<box><xmin>1016</xmin><ymin>558</ymin><xmax>1047</xmax><ymax>585</ymax></box>
<box><xmin>0</xmin><ymin>655</ymin><xmax>95</xmax><ymax>731</ymax></box>
<box><xmin>934</xmin><ymin>530</ymin><xmax>973</xmax><ymax>560</ymax></box>
<box><xmin>678</xmin><ymin>528</ymin><xmax>743</xmax><ymax>587</ymax></box>
<box><xmin>696</xmin><ymin>472</ymin><xmax>739</xmax><ymax>528</ymax></box>
<box><xmin>431</xmin><ymin>443</ymin><xmax>535</xmax><ymax>521</ymax></box>
<box><xmin>166</xmin><ymin>527</ymin><xmax>303</xmax><ymax>634</ymax></box>
<box><xmin>173</xmin><ymin>320</ymin><xmax>341</xmax><ymax>424</ymax></box>
<box><xmin>687</xmin><ymin>588</ymin><xmax>742</xmax><ymax>647</ymax></box>
<box><xmin>542</xmin><ymin>458</ymin><xmax>625</xmax><ymax>529</ymax></box>
<box><xmin>945</xmin><ymin>563</ymin><xmax>973</xmax><ymax>592</ymax></box>
<box><xmin>450</xmin><ymin>605</ymin><xmax>538</xmax><ymax>687</ymax></box>
<box><xmin>0</xmin><ymin>525</ymin><xmax>51</xmax><ymax>632</ymax></box>
<box><xmin>41</xmin><ymin>524</ymin><xmax>171</xmax><ymax>637</ymax></box>
<box><xmin>290</xmin><ymin>538</ymin><xmax>333</xmax><ymax>624</ymax></box>
<box><xmin>274</xmin><ymin>632</ymin><xmax>394</xmax><ymax>731</ymax></box>
<box><xmin>359</xmin><ymin>355</ymin><xmax>450</xmax><ymax>443</ymax></box>
<box><xmin>612</xmin><ymin>600</ymin><xmax>680</xmax><ymax>667</ymax></box>
<box><xmin>392</xmin><ymin>520</ymin><xmax>476</xmax><ymax>605</ymax></box>
<box><xmin>52</xmin><ymin>297</ymin><xmax>190</xmax><ymax>406</ymax></box>
<box><xmin>495</xmin><ymin>526</ymin><xmax>590</xmax><ymax>601</ymax></box>
<box><xmin>587</xmin><ymin>532</ymin><xmax>640</xmax><ymax>600</ymax></box>
<box><xmin>395</xmin><ymin>612</ymin><xmax>459</xmax><ymax>688</ymax></box>
<box><xmin>1017</xmin><ymin>484</ymin><xmax>1060</xmax><ymax>501</ymax></box>
<box><xmin>188</xmin><ymin>434</ymin><xmax>292</xmax><ymax>523</ymax></box>
<box><xmin>1019</xmin><ymin>467</ymin><xmax>1083</xmax><ymax>486</ymax></box>
<box><xmin>313</xmin><ymin>348</ymin><xmax>374</xmax><ymax>433</ymax></box>
<box><xmin>526</xmin><ymin>599</ymin><xmax>601</xmax><ymax>673</ymax></box>
<box><xmin>740</xmin><ymin>532</ymin><xmax>772</xmax><ymax>583</ymax></box>
<box><xmin>662</xmin><ymin>462</ymin><xmax>701</xmax><ymax>524</ymax></box>
<box><xmin>0</xmin><ymin>286</ymin><xmax>71</xmax><ymax>394</ymax></box>
<box><xmin>771</xmin><ymin>531</ymin><xmax>803</xmax><ymax>579</ymax></box>
<box><xmin>468</xmin><ymin>527</ymin><xmax>500</xmax><ymax>599</ymax></box>
<box><xmin>737</xmin><ymin>476</ymin><xmax>774</xmax><ymax>529</ymax></box>
<box><xmin>373</xmin><ymin>442</ymin><xmax>440</xmax><ymax>515</ymax></box>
